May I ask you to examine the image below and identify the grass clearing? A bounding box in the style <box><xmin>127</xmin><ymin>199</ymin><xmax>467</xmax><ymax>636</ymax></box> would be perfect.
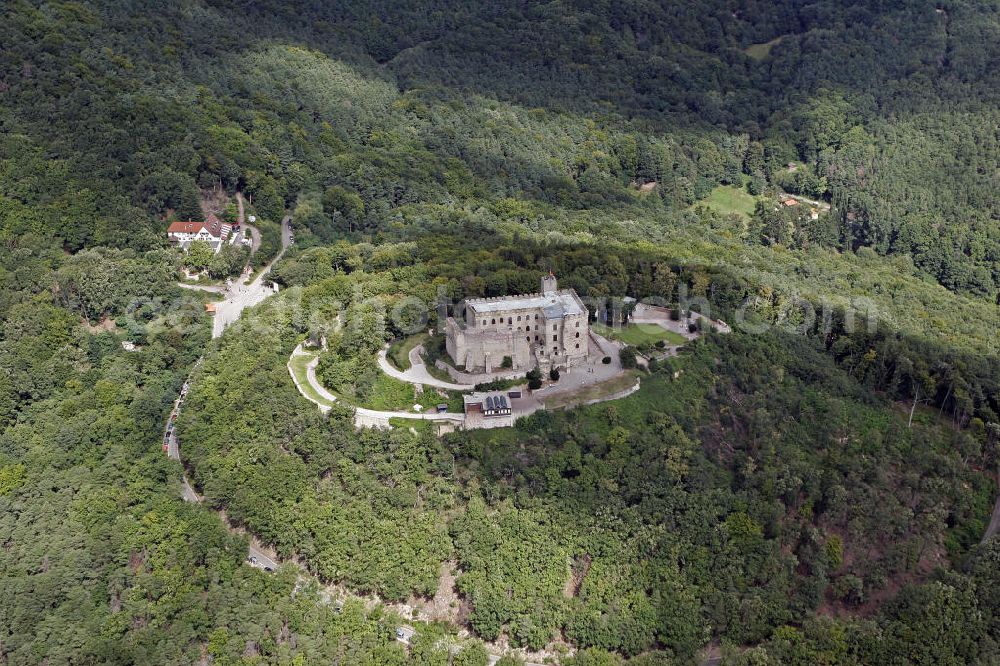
<box><xmin>387</xmin><ymin>417</ymin><xmax>436</xmax><ymax>434</ymax></box>
<box><xmin>425</xmin><ymin>362</ymin><xmax>458</xmax><ymax>383</ymax></box>
<box><xmin>744</xmin><ymin>36</ymin><xmax>784</xmax><ymax>60</ymax></box>
<box><xmin>288</xmin><ymin>352</ymin><xmax>336</xmax><ymax>407</ymax></box>
<box><xmin>293</xmin><ymin>344</ymin><xmax>463</xmax><ymax>413</ymax></box>
<box><xmin>387</xmin><ymin>333</ymin><xmax>429</xmax><ymax>370</ymax></box>
<box><xmin>691</xmin><ymin>184</ymin><xmax>759</xmax><ymax>219</ymax></box>
<box><xmin>357</xmin><ymin>372</ymin><xmax>418</xmax><ymax>411</ymax></box>
<box><xmin>593</xmin><ymin>321</ymin><xmax>687</xmax><ymax>346</ymax></box>
<box><xmin>291</xmin><ymin>348</ymin><xmax>418</xmax><ymax>411</ymax></box>
<box><xmin>542</xmin><ymin>370</ymin><xmax>640</xmax><ymax>410</ymax></box>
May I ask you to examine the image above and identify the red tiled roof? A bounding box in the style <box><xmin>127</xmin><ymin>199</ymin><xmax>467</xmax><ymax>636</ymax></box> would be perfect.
<box><xmin>203</xmin><ymin>213</ymin><xmax>225</xmax><ymax>238</ymax></box>
<box><xmin>167</xmin><ymin>221</ymin><xmax>208</xmax><ymax>234</ymax></box>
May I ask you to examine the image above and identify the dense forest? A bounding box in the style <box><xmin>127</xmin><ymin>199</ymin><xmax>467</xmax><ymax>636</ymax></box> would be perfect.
<box><xmin>2</xmin><ymin>0</ymin><xmax>999</xmax><ymax>663</ymax></box>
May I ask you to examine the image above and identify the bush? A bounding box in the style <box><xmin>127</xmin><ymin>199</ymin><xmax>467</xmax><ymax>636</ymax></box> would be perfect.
<box><xmin>549</xmin><ymin>368</ymin><xmax>560</xmax><ymax>381</ymax></box>
<box><xmin>620</xmin><ymin>347</ymin><xmax>638</xmax><ymax>369</ymax></box>
<box><xmin>669</xmin><ymin>309</ymin><xmax>681</xmax><ymax>321</ymax></box>
<box><xmin>601</xmin><ymin>356</ymin><xmax>612</xmax><ymax>364</ymax></box>
<box><xmin>655</xmin><ymin>340</ymin><xmax>666</xmax><ymax>349</ymax></box>
<box><xmin>526</xmin><ymin>368</ymin><xmax>543</xmax><ymax>390</ymax></box>
<box><xmin>474</xmin><ymin>376</ymin><xmax>521</xmax><ymax>392</ymax></box>
<box><xmin>688</xmin><ymin>322</ymin><xmax>698</xmax><ymax>333</ymax></box>
<box><xmin>501</xmin><ymin>355</ymin><xmax>513</xmax><ymax>368</ymax></box>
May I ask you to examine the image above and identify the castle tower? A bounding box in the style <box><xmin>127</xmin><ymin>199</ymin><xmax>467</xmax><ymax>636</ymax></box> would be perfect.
<box><xmin>541</xmin><ymin>272</ymin><xmax>557</xmax><ymax>294</ymax></box>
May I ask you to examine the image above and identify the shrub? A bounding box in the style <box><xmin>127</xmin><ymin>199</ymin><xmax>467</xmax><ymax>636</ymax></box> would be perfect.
<box><xmin>549</xmin><ymin>368</ymin><xmax>560</xmax><ymax>381</ymax></box>
<box><xmin>475</xmin><ymin>377</ymin><xmax>520</xmax><ymax>392</ymax></box>
<box><xmin>526</xmin><ymin>368</ymin><xmax>543</xmax><ymax>390</ymax></box>
<box><xmin>620</xmin><ymin>347</ymin><xmax>638</xmax><ymax>369</ymax></box>
<box><xmin>501</xmin><ymin>355</ymin><xmax>513</xmax><ymax>368</ymax></box>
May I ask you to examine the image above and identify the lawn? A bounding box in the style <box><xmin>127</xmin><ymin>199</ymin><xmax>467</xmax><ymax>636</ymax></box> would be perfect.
<box><xmin>690</xmin><ymin>184</ymin><xmax>759</xmax><ymax>219</ymax></box>
<box><xmin>743</xmin><ymin>35</ymin><xmax>784</xmax><ymax>60</ymax></box>
<box><xmin>290</xmin><ymin>348</ymin><xmax>420</xmax><ymax>411</ymax></box>
<box><xmin>387</xmin><ymin>417</ymin><xmax>436</xmax><ymax>434</ymax></box>
<box><xmin>360</xmin><ymin>376</ymin><xmax>469</xmax><ymax>413</ymax></box>
<box><xmin>542</xmin><ymin>371</ymin><xmax>640</xmax><ymax>411</ymax></box>
<box><xmin>290</xmin><ymin>345</ymin><xmax>464</xmax><ymax>413</ymax></box>
<box><xmin>387</xmin><ymin>332</ymin><xmax>429</xmax><ymax>371</ymax></box>
<box><xmin>287</xmin><ymin>352</ymin><xmax>336</xmax><ymax>408</ymax></box>
<box><xmin>593</xmin><ymin>321</ymin><xmax>687</xmax><ymax>346</ymax></box>
<box><xmin>357</xmin><ymin>373</ymin><xmax>419</xmax><ymax>411</ymax></box>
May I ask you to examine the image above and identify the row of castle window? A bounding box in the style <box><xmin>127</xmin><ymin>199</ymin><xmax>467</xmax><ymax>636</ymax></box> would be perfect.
<box><xmin>484</xmin><ymin>314</ymin><xmax>541</xmax><ymax>326</ymax></box>
<box><xmin>523</xmin><ymin>335</ymin><xmax>580</xmax><ymax>351</ymax></box>
<box><xmin>523</xmin><ymin>326</ymin><xmax>581</xmax><ymax>336</ymax></box>
<box><xmin>483</xmin><ymin>316</ymin><xmax>582</xmax><ymax>328</ymax></box>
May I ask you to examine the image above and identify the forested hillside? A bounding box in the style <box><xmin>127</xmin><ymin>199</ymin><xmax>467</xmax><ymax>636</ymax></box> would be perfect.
<box><xmin>4</xmin><ymin>0</ymin><xmax>1000</xmax><ymax>296</ymax></box>
<box><xmin>2</xmin><ymin>0</ymin><xmax>1000</xmax><ymax>663</ymax></box>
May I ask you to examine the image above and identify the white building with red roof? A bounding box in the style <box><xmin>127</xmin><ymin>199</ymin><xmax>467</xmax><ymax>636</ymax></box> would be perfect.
<box><xmin>167</xmin><ymin>213</ymin><xmax>231</xmax><ymax>253</ymax></box>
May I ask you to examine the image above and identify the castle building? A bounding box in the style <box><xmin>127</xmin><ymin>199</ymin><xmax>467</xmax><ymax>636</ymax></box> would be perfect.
<box><xmin>445</xmin><ymin>274</ymin><xmax>590</xmax><ymax>373</ymax></box>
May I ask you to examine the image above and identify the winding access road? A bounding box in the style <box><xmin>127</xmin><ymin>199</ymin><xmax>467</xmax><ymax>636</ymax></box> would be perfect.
<box><xmin>982</xmin><ymin>465</ymin><xmax>1000</xmax><ymax>544</ymax></box>
<box><xmin>289</xmin><ymin>344</ymin><xmax>466</xmax><ymax>428</ymax></box>
<box><xmin>164</xmin><ymin>362</ymin><xmax>279</xmax><ymax>570</ymax></box>
<box><xmin>376</xmin><ymin>344</ymin><xmax>472</xmax><ymax>391</ymax></box>
<box><xmin>211</xmin><ymin>214</ymin><xmax>291</xmax><ymax>339</ymax></box>
<box><xmin>163</xmin><ymin>227</ymin><xmax>546</xmax><ymax>662</ymax></box>
<box><xmin>166</xmin><ymin>210</ymin><xmax>294</xmax><ymax>569</ymax></box>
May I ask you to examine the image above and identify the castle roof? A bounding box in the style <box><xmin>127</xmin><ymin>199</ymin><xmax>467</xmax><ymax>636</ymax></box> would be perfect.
<box><xmin>467</xmin><ymin>289</ymin><xmax>585</xmax><ymax>319</ymax></box>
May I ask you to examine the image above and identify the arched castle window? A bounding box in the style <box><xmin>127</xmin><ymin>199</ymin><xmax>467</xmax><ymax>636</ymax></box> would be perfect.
<box><xmin>576</xmin><ymin>321</ymin><xmax>580</xmax><ymax>327</ymax></box>
<box><xmin>575</xmin><ymin>343</ymin><xmax>579</xmax><ymax>349</ymax></box>
<box><xmin>552</xmin><ymin>335</ymin><xmax>557</xmax><ymax>342</ymax></box>
<box><xmin>517</xmin><ymin>316</ymin><xmax>521</xmax><ymax>321</ymax></box>
<box><xmin>491</xmin><ymin>318</ymin><xmax>496</xmax><ymax>325</ymax></box>
<box><xmin>575</xmin><ymin>332</ymin><xmax>580</xmax><ymax>338</ymax></box>
<box><xmin>526</xmin><ymin>336</ymin><xmax>530</xmax><ymax>342</ymax></box>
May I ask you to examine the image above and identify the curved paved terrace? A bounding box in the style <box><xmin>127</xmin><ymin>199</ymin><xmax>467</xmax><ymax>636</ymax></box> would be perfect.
<box><xmin>376</xmin><ymin>344</ymin><xmax>471</xmax><ymax>391</ymax></box>
<box><xmin>289</xmin><ymin>344</ymin><xmax>467</xmax><ymax>429</ymax></box>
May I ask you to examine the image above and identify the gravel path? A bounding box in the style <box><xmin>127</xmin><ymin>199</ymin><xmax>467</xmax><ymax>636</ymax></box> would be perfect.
<box><xmin>377</xmin><ymin>345</ymin><xmax>472</xmax><ymax>391</ymax></box>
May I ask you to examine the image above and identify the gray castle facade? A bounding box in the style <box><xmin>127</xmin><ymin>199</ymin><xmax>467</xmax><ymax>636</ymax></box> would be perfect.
<box><xmin>445</xmin><ymin>275</ymin><xmax>590</xmax><ymax>373</ymax></box>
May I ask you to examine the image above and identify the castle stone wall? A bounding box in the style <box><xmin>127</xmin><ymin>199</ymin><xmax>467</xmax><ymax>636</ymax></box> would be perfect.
<box><xmin>446</xmin><ymin>276</ymin><xmax>591</xmax><ymax>374</ymax></box>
